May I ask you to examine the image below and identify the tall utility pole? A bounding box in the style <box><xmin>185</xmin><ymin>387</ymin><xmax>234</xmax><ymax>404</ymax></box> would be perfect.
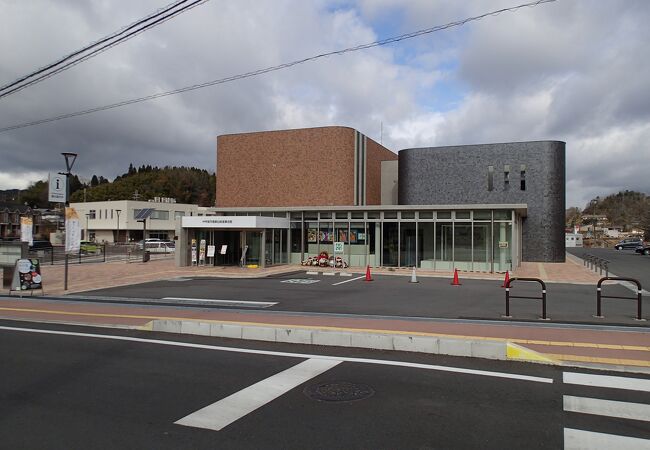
<box><xmin>60</xmin><ymin>152</ymin><xmax>78</xmax><ymax>291</ymax></box>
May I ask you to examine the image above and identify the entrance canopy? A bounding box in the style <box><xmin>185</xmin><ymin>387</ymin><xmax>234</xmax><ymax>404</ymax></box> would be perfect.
<box><xmin>181</xmin><ymin>216</ymin><xmax>289</xmax><ymax>229</ymax></box>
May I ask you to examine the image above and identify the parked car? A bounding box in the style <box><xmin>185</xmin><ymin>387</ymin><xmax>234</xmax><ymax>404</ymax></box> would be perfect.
<box><xmin>634</xmin><ymin>244</ymin><xmax>650</xmax><ymax>255</ymax></box>
<box><xmin>614</xmin><ymin>238</ymin><xmax>642</xmax><ymax>250</ymax></box>
<box><xmin>80</xmin><ymin>240</ymin><xmax>101</xmax><ymax>254</ymax></box>
<box><xmin>145</xmin><ymin>241</ymin><xmax>175</xmax><ymax>253</ymax></box>
<box><xmin>136</xmin><ymin>238</ymin><xmax>163</xmax><ymax>250</ymax></box>
<box><xmin>29</xmin><ymin>240</ymin><xmax>53</xmax><ymax>251</ymax></box>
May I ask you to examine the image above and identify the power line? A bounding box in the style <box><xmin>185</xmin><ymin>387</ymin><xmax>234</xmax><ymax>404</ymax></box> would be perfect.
<box><xmin>0</xmin><ymin>0</ymin><xmax>210</xmax><ymax>99</ymax></box>
<box><xmin>0</xmin><ymin>0</ymin><xmax>556</xmax><ymax>134</ymax></box>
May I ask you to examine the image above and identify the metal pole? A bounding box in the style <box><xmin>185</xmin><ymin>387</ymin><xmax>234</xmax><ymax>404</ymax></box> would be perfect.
<box><xmin>637</xmin><ymin>289</ymin><xmax>642</xmax><ymax>321</ymax></box>
<box><xmin>64</xmin><ymin>253</ymin><xmax>68</xmax><ymax>290</ymax></box>
<box><xmin>505</xmin><ymin>287</ymin><xmax>510</xmax><ymax>317</ymax></box>
<box><xmin>596</xmin><ymin>287</ymin><xmax>602</xmax><ymax>317</ymax></box>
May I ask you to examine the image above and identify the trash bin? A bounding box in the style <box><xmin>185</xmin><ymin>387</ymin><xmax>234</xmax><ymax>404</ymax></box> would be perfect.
<box><xmin>143</xmin><ymin>251</ymin><xmax>150</xmax><ymax>263</ymax></box>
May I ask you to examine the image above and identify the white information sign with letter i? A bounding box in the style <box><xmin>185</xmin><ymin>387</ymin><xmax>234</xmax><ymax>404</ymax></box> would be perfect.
<box><xmin>48</xmin><ymin>173</ymin><xmax>67</xmax><ymax>203</ymax></box>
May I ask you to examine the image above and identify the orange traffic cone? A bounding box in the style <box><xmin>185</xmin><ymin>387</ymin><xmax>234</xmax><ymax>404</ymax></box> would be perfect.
<box><xmin>451</xmin><ymin>268</ymin><xmax>461</xmax><ymax>286</ymax></box>
<box><xmin>365</xmin><ymin>265</ymin><xmax>373</xmax><ymax>282</ymax></box>
<box><xmin>501</xmin><ymin>270</ymin><xmax>510</xmax><ymax>288</ymax></box>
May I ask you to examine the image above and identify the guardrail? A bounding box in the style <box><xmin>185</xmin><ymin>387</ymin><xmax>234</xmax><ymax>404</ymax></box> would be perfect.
<box><xmin>504</xmin><ymin>277</ymin><xmax>548</xmax><ymax>320</ymax></box>
<box><xmin>582</xmin><ymin>253</ymin><xmax>609</xmax><ymax>277</ymax></box>
<box><xmin>595</xmin><ymin>277</ymin><xmax>644</xmax><ymax>321</ymax></box>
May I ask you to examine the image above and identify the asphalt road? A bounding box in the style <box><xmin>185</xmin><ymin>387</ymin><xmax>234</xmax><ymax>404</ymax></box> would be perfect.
<box><xmin>1</xmin><ymin>320</ymin><xmax>649</xmax><ymax>449</ymax></box>
<box><xmin>76</xmin><ymin>271</ymin><xmax>649</xmax><ymax>326</ymax></box>
<box><xmin>568</xmin><ymin>247</ymin><xmax>650</xmax><ymax>290</ymax></box>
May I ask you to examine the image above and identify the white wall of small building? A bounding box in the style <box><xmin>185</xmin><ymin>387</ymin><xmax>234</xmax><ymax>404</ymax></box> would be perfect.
<box><xmin>70</xmin><ymin>200</ymin><xmax>201</xmax><ymax>243</ymax></box>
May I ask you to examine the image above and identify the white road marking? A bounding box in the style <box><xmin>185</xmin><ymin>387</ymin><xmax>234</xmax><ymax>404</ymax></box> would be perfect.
<box><xmin>175</xmin><ymin>358</ymin><xmax>340</xmax><ymax>431</ymax></box>
<box><xmin>564</xmin><ymin>372</ymin><xmax>650</xmax><ymax>392</ymax></box>
<box><xmin>332</xmin><ymin>275</ymin><xmax>365</xmax><ymax>286</ymax></box>
<box><xmin>0</xmin><ymin>325</ymin><xmax>553</xmax><ymax>383</ymax></box>
<box><xmin>563</xmin><ymin>396</ymin><xmax>650</xmax><ymax>422</ymax></box>
<box><xmin>162</xmin><ymin>298</ymin><xmax>277</xmax><ymax>308</ymax></box>
<box><xmin>564</xmin><ymin>428</ymin><xmax>650</xmax><ymax>450</ymax></box>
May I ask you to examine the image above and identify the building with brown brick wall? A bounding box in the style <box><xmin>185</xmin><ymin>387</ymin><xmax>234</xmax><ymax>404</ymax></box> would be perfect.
<box><xmin>216</xmin><ymin>126</ymin><xmax>396</xmax><ymax>207</ymax></box>
<box><xmin>178</xmin><ymin>127</ymin><xmax>565</xmax><ymax>271</ymax></box>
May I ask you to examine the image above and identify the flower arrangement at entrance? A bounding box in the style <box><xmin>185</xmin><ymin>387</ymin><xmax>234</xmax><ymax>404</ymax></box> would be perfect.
<box><xmin>300</xmin><ymin>251</ymin><xmax>348</xmax><ymax>268</ymax></box>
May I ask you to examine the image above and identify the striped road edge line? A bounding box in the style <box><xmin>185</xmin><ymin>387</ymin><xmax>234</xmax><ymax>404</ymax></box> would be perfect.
<box><xmin>564</xmin><ymin>428</ymin><xmax>650</xmax><ymax>450</ymax></box>
<box><xmin>175</xmin><ymin>358</ymin><xmax>342</xmax><ymax>431</ymax></box>
<box><xmin>0</xmin><ymin>306</ymin><xmax>648</xmax><ymax>353</ymax></box>
<box><xmin>0</xmin><ymin>325</ymin><xmax>553</xmax><ymax>383</ymax></box>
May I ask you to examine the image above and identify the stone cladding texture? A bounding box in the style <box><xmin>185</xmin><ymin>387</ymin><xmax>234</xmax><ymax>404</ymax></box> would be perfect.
<box><xmin>398</xmin><ymin>141</ymin><xmax>566</xmax><ymax>262</ymax></box>
<box><xmin>216</xmin><ymin>127</ymin><xmax>395</xmax><ymax>207</ymax></box>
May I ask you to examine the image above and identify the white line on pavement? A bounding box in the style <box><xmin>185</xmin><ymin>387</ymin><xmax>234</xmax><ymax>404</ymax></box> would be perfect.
<box><xmin>563</xmin><ymin>396</ymin><xmax>650</xmax><ymax>422</ymax></box>
<box><xmin>0</xmin><ymin>325</ymin><xmax>553</xmax><ymax>383</ymax></box>
<box><xmin>332</xmin><ymin>275</ymin><xmax>365</xmax><ymax>286</ymax></box>
<box><xmin>564</xmin><ymin>428</ymin><xmax>650</xmax><ymax>450</ymax></box>
<box><xmin>162</xmin><ymin>298</ymin><xmax>277</xmax><ymax>307</ymax></box>
<box><xmin>175</xmin><ymin>358</ymin><xmax>341</xmax><ymax>431</ymax></box>
<box><xmin>564</xmin><ymin>372</ymin><xmax>650</xmax><ymax>392</ymax></box>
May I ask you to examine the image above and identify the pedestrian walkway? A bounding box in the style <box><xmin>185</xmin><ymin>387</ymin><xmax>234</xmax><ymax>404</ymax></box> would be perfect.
<box><xmin>16</xmin><ymin>251</ymin><xmax>603</xmax><ymax>297</ymax></box>
<box><xmin>2</xmin><ymin>253</ymin><xmax>634</xmax><ymax>370</ymax></box>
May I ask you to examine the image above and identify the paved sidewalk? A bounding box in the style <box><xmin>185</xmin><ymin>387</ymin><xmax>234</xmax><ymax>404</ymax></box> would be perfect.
<box><xmin>0</xmin><ymin>295</ymin><xmax>647</xmax><ymax>371</ymax></box>
<box><xmin>2</xmin><ymin>253</ymin><xmax>633</xmax><ymax>371</ymax></box>
<box><xmin>15</xmin><ymin>252</ymin><xmax>603</xmax><ymax>297</ymax></box>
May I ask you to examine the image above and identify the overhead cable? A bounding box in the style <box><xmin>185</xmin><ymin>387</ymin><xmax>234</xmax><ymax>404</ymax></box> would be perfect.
<box><xmin>0</xmin><ymin>0</ymin><xmax>556</xmax><ymax>133</ymax></box>
<box><xmin>0</xmin><ymin>0</ymin><xmax>210</xmax><ymax>99</ymax></box>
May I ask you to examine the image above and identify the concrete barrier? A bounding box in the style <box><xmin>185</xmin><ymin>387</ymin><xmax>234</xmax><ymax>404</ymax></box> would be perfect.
<box><xmin>151</xmin><ymin>319</ymin><xmax>511</xmax><ymax>361</ymax></box>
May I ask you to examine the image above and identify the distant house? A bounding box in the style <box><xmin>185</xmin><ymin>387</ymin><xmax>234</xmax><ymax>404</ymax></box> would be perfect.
<box><xmin>565</xmin><ymin>233</ymin><xmax>583</xmax><ymax>247</ymax></box>
<box><xmin>0</xmin><ymin>204</ymin><xmax>42</xmax><ymax>239</ymax></box>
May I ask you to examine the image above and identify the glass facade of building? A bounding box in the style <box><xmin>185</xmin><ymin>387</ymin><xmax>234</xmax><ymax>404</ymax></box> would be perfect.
<box><xmin>214</xmin><ymin>208</ymin><xmax>521</xmax><ymax>272</ymax></box>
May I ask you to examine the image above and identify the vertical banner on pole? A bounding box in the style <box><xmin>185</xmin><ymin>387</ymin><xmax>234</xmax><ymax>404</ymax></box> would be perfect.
<box><xmin>191</xmin><ymin>239</ymin><xmax>197</xmax><ymax>265</ymax></box>
<box><xmin>199</xmin><ymin>239</ymin><xmax>206</xmax><ymax>266</ymax></box>
<box><xmin>20</xmin><ymin>217</ymin><xmax>34</xmax><ymax>246</ymax></box>
<box><xmin>65</xmin><ymin>207</ymin><xmax>81</xmax><ymax>253</ymax></box>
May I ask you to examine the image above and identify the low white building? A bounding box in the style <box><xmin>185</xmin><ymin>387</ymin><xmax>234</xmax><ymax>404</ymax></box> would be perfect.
<box><xmin>70</xmin><ymin>198</ymin><xmax>207</xmax><ymax>243</ymax></box>
<box><xmin>565</xmin><ymin>233</ymin><xmax>583</xmax><ymax>248</ymax></box>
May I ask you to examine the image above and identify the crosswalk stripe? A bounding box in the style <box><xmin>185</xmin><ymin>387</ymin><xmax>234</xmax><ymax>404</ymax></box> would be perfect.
<box><xmin>564</xmin><ymin>396</ymin><xmax>650</xmax><ymax>422</ymax></box>
<box><xmin>564</xmin><ymin>428</ymin><xmax>650</xmax><ymax>450</ymax></box>
<box><xmin>175</xmin><ymin>358</ymin><xmax>341</xmax><ymax>431</ymax></box>
<box><xmin>564</xmin><ymin>372</ymin><xmax>650</xmax><ymax>392</ymax></box>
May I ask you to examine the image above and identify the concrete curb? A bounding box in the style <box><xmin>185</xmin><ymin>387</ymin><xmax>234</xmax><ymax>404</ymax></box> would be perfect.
<box><xmin>149</xmin><ymin>318</ymin><xmax>558</xmax><ymax>364</ymax></box>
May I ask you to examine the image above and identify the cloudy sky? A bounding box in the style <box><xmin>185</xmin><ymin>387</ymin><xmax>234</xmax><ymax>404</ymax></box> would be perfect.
<box><xmin>1</xmin><ymin>0</ymin><xmax>648</xmax><ymax>208</ymax></box>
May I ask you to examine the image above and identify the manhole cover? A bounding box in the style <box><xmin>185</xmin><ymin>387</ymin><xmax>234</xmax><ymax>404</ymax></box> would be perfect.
<box><xmin>304</xmin><ymin>382</ymin><xmax>375</xmax><ymax>402</ymax></box>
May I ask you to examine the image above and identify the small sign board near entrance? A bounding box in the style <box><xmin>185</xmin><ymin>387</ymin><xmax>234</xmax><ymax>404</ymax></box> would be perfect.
<box><xmin>12</xmin><ymin>258</ymin><xmax>43</xmax><ymax>292</ymax></box>
<box><xmin>334</xmin><ymin>241</ymin><xmax>344</xmax><ymax>253</ymax></box>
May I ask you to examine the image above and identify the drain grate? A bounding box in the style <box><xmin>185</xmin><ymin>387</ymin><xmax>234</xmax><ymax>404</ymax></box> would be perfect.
<box><xmin>304</xmin><ymin>382</ymin><xmax>374</xmax><ymax>402</ymax></box>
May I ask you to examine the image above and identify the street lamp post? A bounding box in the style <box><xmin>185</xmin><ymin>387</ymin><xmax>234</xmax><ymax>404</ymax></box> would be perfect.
<box><xmin>60</xmin><ymin>152</ymin><xmax>78</xmax><ymax>291</ymax></box>
<box><xmin>115</xmin><ymin>209</ymin><xmax>121</xmax><ymax>243</ymax></box>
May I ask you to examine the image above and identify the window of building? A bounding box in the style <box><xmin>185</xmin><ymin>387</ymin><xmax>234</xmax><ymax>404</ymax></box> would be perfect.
<box><xmin>319</xmin><ymin>212</ymin><xmax>332</xmax><ymax>220</ymax></box>
<box><xmin>383</xmin><ymin>211</ymin><xmax>397</xmax><ymax>219</ymax></box>
<box><xmin>520</xmin><ymin>164</ymin><xmax>526</xmax><ymax>191</ymax></box>
<box><xmin>110</xmin><ymin>210</ymin><xmax>113</xmax><ymax>219</ymax></box>
<box><xmin>351</xmin><ymin>211</ymin><xmax>364</xmax><ymax>219</ymax></box>
<box><xmin>367</xmin><ymin>211</ymin><xmax>380</xmax><ymax>219</ymax></box>
<box><xmin>89</xmin><ymin>210</ymin><xmax>96</xmax><ymax>219</ymax></box>
<box><xmin>150</xmin><ymin>210</ymin><xmax>169</xmax><ymax>220</ymax></box>
<box><xmin>473</xmin><ymin>210</ymin><xmax>491</xmax><ymax>220</ymax></box>
<box><xmin>290</xmin><ymin>212</ymin><xmax>302</xmax><ymax>220</ymax></box>
<box><xmin>488</xmin><ymin>165</ymin><xmax>494</xmax><ymax>191</ymax></box>
<box><xmin>400</xmin><ymin>211</ymin><xmax>415</xmax><ymax>220</ymax></box>
<box><xmin>437</xmin><ymin>211</ymin><xmax>451</xmax><ymax>220</ymax></box>
<box><xmin>418</xmin><ymin>211</ymin><xmax>434</xmax><ymax>220</ymax></box>
<box><xmin>504</xmin><ymin>165</ymin><xmax>510</xmax><ymax>190</ymax></box>
<box><xmin>455</xmin><ymin>211</ymin><xmax>471</xmax><ymax>220</ymax></box>
<box><xmin>335</xmin><ymin>212</ymin><xmax>349</xmax><ymax>219</ymax></box>
<box><xmin>174</xmin><ymin>211</ymin><xmax>185</xmax><ymax>220</ymax></box>
<box><xmin>99</xmin><ymin>210</ymin><xmax>102</xmax><ymax>219</ymax></box>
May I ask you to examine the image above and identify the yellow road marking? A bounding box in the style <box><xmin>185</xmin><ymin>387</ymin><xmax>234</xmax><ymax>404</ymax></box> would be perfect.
<box><xmin>0</xmin><ymin>306</ymin><xmax>649</xmax><ymax>354</ymax></box>
<box><xmin>544</xmin><ymin>353</ymin><xmax>650</xmax><ymax>368</ymax></box>
<box><xmin>506</xmin><ymin>343</ymin><xmax>559</xmax><ymax>364</ymax></box>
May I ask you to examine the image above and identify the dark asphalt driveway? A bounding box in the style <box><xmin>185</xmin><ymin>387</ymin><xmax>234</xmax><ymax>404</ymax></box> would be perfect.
<box><xmin>75</xmin><ymin>270</ymin><xmax>649</xmax><ymax>326</ymax></box>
